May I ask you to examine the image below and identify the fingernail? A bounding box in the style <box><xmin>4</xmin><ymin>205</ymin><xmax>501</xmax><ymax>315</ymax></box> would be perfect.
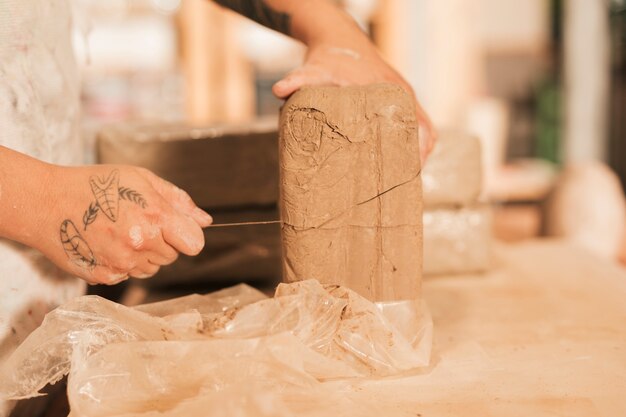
<box><xmin>183</xmin><ymin>232</ymin><xmax>205</xmax><ymax>254</ymax></box>
<box><xmin>194</xmin><ymin>207</ymin><xmax>213</xmax><ymax>224</ymax></box>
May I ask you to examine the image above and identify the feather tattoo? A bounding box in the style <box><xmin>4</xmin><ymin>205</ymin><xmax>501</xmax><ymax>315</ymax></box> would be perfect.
<box><xmin>83</xmin><ymin>201</ymin><xmax>100</xmax><ymax>231</ymax></box>
<box><xmin>119</xmin><ymin>187</ymin><xmax>147</xmax><ymax>209</ymax></box>
<box><xmin>83</xmin><ymin>170</ymin><xmax>149</xmax><ymax>231</ymax></box>
<box><xmin>60</xmin><ymin>219</ymin><xmax>96</xmax><ymax>270</ymax></box>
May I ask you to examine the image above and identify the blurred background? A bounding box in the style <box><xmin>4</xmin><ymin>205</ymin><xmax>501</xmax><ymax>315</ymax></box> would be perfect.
<box><xmin>70</xmin><ymin>0</ymin><xmax>626</xmax><ymax>299</ymax></box>
<box><xmin>74</xmin><ymin>0</ymin><xmax>625</xmax><ymax>175</ymax></box>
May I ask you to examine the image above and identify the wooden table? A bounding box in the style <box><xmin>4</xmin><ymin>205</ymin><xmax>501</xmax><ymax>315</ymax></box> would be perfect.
<box><xmin>332</xmin><ymin>240</ymin><xmax>626</xmax><ymax>416</ymax></box>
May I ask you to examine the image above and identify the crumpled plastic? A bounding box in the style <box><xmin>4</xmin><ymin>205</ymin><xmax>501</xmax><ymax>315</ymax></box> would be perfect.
<box><xmin>0</xmin><ymin>280</ymin><xmax>431</xmax><ymax>417</ymax></box>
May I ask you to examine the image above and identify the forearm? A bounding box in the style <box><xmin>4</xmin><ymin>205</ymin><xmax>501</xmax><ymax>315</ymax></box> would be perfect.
<box><xmin>0</xmin><ymin>146</ymin><xmax>53</xmax><ymax>249</ymax></box>
<box><xmin>213</xmin><ymin>0</ymin><xmax>370</xmax><ymax>49</ymax></box>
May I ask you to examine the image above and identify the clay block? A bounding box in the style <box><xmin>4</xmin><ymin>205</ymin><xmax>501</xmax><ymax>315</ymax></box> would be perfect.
<box><xmin>279</xmin><ymin>84</ymin><xmax>422</xmax><ymax>302</ymax></box>
<box><xmin>422</xmin><ymin>130</ymin><xmax>482</xmax><ymax>207</ymax></box>
<box><xmin>97</xmin><ymin>120</ymin><xmax>279</xmax><ymax>209</ymax></box>
<box><xmin>423</xmin><ymin>205</ymin><xmax>492</xmax><ymax>276</ymax></box>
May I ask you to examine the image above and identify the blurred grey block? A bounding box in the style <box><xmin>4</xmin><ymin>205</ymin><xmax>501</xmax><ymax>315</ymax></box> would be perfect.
<box><xmin>97</xmin><ymin>120</ymin><xmax>282</xmax><ymax>285</ymax></box>
<box><xmin>423</xmin><ymin>205</ymin><xmax>492</xmax><ymax>276</ymax></box>
<box><xmin>422</xmin><ymin>131</ymin><xmax>482</xmax><ymax>207</ymax></box>
<box><xmin>97</xmin><ymin>119</ymin><xmax>279</xmax><ymax>209</ymax></box>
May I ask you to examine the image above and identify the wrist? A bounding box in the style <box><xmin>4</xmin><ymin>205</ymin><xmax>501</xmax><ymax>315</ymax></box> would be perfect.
<box><xmin>292</xmin><ymin>1</ymin><xmax>370</xmax><ymax>50</ymax></box>
<box><xmin>13</xmin><ymin>161</ymin><xmax>60</xmax><ymax>251</ymax></box>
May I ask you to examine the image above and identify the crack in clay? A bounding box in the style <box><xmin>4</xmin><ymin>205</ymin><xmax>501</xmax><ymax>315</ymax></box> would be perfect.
<box><xmin>283</xmin><ymin>224</ymin><xmax>420</xmax><ymax>231</ymax></box>
<box><xmin>285</xmin><ymin>169</ymin><xmax>422</xmax><ymax>231</ymax></box>
<box><xmin>287</xmin><ymin>107</ymin><xmax>351</xmax><ymax>144</ymax></box>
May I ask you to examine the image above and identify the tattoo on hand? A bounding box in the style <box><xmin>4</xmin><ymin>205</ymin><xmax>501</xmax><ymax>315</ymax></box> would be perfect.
<box><xmin>119</xmin><ymin>187</ymin><xmax>148</xmax><ymax>209</ymax></box>
<box><xmin>61</xmin><ymin>169</ymin><xmax>149</xmax><ymax>272</ymax></box>
<box><xmin>89</xmin><ymin>169</ymin><xmax>121</xmax><ymax>221</ymax></box>
<box><xmin>83</xmin><ymin>202</ymin><xmax>99</xmax><ymax>230</ymax></box>
<box><xmin>82</xmin><ymin>169</ymin><xmax>148</xmax><ymax>230</ymax></box>
<box><xmin>60</xmin><ymin>220</ymin><xmax>97</xmax><ymax>270</ymax></box>
<box><xmin>60</xmin><ymin>169</ymin><xmax>148</xmax><ymax>270</ymax></box>
<box><xmin>214</xmin><ymin>0</ymin><xmax>291</xmax><ymax>35</ymax></box>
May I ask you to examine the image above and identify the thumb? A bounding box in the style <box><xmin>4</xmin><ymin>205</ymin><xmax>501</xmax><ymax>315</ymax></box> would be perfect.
<box><xmin>272</xmin><ymin>66</ymin><xmax>334</xmax><ymax>99</ymax></box>
<box><xmin>272</xmin><ymin>73</ymin><xmax>302</xmax><ymax>99</ymax></box>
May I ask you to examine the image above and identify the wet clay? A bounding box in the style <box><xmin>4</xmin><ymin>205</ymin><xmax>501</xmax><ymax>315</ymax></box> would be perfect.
<box><xmin>279</xmin><ymin>84</ymin><xmax>422</xmax><ymax>302</ymax></box>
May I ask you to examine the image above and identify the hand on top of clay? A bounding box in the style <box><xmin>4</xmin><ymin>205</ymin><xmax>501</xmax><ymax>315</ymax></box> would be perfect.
<box><xmin>37</xmin><ymin>165</ymin><xmax>212</xmax><ymax>285</ymax></box>
<box><xmin>272</xmin><ymin>42</ymin><xmax>437</xmax><ymax>165</ymax></box>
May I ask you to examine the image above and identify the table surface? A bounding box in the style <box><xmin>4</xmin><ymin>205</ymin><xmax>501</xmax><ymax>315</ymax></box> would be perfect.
<box><xmin>332</xmin><ymin>240</ymin><xmax>626</xmax><ymax>417</ymax></box>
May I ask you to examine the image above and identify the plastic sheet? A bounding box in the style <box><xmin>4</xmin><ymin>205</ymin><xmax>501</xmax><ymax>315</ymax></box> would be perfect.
<box><xmin>0</xmin><ymin>280</ymin><xmax>431</xmax><ymax>416</ymax></box>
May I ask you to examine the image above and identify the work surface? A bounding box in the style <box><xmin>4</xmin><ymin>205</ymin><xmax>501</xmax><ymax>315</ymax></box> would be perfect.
<box><xmin>330</xmin><ymin>240</ymin><xmax>626</xmax><ymax>416</ymax></box>
<box><xmin>6</xmin><ymin>240</ymin><xmax>626</xmax><ymax>417</ymax></box>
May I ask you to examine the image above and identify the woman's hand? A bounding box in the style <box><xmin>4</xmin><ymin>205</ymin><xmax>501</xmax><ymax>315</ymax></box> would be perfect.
<box><xmin>36</xmin><ymin>165</ymin><xmax>212</xmax><ymax>285</ymax></box>
<box><xmin>211</xmin><ymin>0</ymin><xmax>436</xmax><ymax>163</ymax></box>
<box><xmin>272</xmin><ymin>39</ymin><xmax>437</xmax><ymax>165</ymax></box>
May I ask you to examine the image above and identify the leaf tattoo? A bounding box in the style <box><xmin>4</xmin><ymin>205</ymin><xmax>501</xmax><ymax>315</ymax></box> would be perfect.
<box><xmin>60</xmin><ymin>219</ymin><xmax>96</xmax><ymax>270</ymax></box>
<box><xmin>83</xmin><ymin>169</ymin><xmax>149</xmax><ymax>230</ymax></box>
<box><xmin>119</xmin><ymin>187</ymin><xmax>147</xmax><ymax>209</ymax></box>
<box><xmin>89</xmin><ymin>169</ymin><xmax>120</xmax><ymax>222</ymax></box>
<box><xmin>83</xmin><ymin>202</ymin><xmax>99</xmax><ymax>231</ymax></box>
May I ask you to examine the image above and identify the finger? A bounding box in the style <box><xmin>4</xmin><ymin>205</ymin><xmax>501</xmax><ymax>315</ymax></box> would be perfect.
<box><xmin>273</xmin><ymin>76</ymin><xmax>299</xmax><ymax>98</ymax></box>
<box><xmin>161</xmin><ymin>211</ymin><xmax>205</xmax><ymax>256</ymax></box>
<box><xmin>166</xmin><ymin>187</ymin><xmax>212</xmax><ymax>228</ymax></box>
<box><xmin>272</xmin><ymin>66</ymin><xmax>333</xmax><ymax>98</ymax></box>
<box><xmin>418</xmin><ymin>120</ymin><xmax>437</xmax><ymax>166</ymax></box>
<box><xmin>129</xmin><ymin>262</ymin><xmax>160</xmax><ymax>279</ymax></box>
<box><xmin>139</xmin><ymin>169</ymin><xmax>213</xmax><ymax>227</ymax></box>
<box><xmin>146</xmin><ymin>246</ymin><xmax>179</xmax><ymax>266</ymax></box>
<box><xmin>130</xmin><ymin>224</ymin><xmax>178</xmax><ymax>264</ymax></box>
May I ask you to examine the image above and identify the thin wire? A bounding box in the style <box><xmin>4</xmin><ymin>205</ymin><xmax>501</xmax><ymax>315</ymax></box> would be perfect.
<box><xmin>206</xmin><ymin>220</ymin><xmax>282</xmax><ymax>228</ymax></box>
<box><xmin>207</xmin><ymin>170</ymin><xmax>421</xmax><ymax>229</ymax></box>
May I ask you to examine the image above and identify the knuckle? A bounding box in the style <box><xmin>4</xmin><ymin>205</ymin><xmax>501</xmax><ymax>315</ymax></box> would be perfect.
<box><xmin>162</xmin><ymin>251</ymin><xmax>179</xmax><ymax>266</ymax></box>
<box><xmin>176</xmin><ymin>188</ymin><xmax>193</xmax><ymax>203</ymax></box>
<box><xmin>126</xmin><ymin>225</ymin><xmax>146</xmax><ymax>250</ymax></box>
<box><xmin>114</xmin><ymin>254</ymin><xmax>136</xmax><ymax>272</ymax></box>
<box><xmin>168</xmin><ymin>251</ymin><xmax>179</xmax><ymax>264</ymax></box>
<box><xmin>135</xmin><ymin>166</ymin><xmax>153</xmax><ymax>177</ymax></box>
